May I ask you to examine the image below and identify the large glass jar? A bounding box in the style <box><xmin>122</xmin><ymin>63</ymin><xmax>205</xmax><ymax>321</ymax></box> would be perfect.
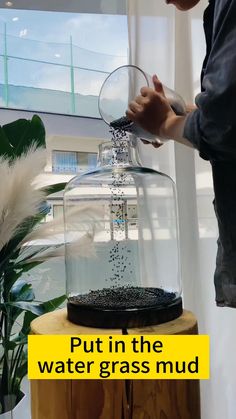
<box><xmin>64</xmin><ymin>137</ymin><xmax>182</xmax><ymax>328</ymax></box>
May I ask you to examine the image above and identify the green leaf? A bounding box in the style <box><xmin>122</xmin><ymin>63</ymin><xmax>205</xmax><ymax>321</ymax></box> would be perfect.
<box><xmin>43</xmin><ymin>182</ymin><xmax>66</xmax><ymax>195</ymax></box>
<box><xmin>10</xmin><ymin>280</ymin><xmax>35</xmax><ymax>302</ymax></box>
<box><xmin>15</xmin><ymin>359</ymin><xmax>28</xmax><ymax>381</ymax></box>
<box><xmin>2</xmin><ymin>302</ymin><xmax>44</xmax><ymax>316</ymax></box>
<box><xmin>29</xmin><ymin>114</ymin><xmax>46</xmax><ymax>148</ymax></box>
<box><xmin>0</xmin><ymin>126</ymin><xmax>13</xmax><ymax>157</ymax></box>
<box><xmin>2</xmin><ymin>294</ymin><xmax>66</xmax><ymax>316</ymax></box>
<box><xmin>4</xmin><ymin>340</ymin><xmax>17</xmax><ymax>351</ymax></box>
<box><xmin>2</xmin><ymin>119</ymin><xmax>30</xmax><ymax>149</ymax></box>
<box><xmin>15</xmin><ymin>390</ymin><xmax>25</xmax><ymax>406</ymax></box>
<box><xmin>2</xmin><ymin>115</ymin><xmax>46</xmax><ymax>158</ymax></box>
<box><xmin>12</xmin><ymin>334</ymin><xmax>27</xmax><ymax>345</ymax></box>
<box><xmin>1</xmin><ymin>269</ymin><xmax>23</xmax><ymax>297</ymax></box>
<box><xmin>0</xmin><ymin>300</ymin><xmax>24</xmax><ymax>326</ymax></box>
<box><xmin>15</xmin><ymin>260</ymin><xmax>44</xmax><ymax>273</ymax></box>
<box><xmin>14</xmin><ymin>245</ymin><xmax>50</xmax><ymax>271</ymax></box>
<box><xmin>17</xmin><ymin>311</ymin><xmax>37</xmax><ymax>338</ymax></box>
<box><xmin>40</xmin><ymin>294</ymin><xmax>67</xmax><ymax>313</ymax></box>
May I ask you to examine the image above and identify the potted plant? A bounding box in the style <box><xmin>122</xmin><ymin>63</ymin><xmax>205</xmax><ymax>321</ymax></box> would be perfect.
<box><xmin>0</xmin><ymin>115</ymin><xmax>66</xmax><ymax>417</ymax></box>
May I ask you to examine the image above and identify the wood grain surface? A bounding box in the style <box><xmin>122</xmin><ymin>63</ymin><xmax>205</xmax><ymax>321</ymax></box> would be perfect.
<box><xmin>30</xmin><ymin>309</ymin><xmax>201</xmax><ymax>419</ymax></box>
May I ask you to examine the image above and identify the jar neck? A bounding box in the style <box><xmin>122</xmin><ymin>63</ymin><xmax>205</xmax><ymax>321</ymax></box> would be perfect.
<box><xmin>97</xmin><ymin>138</ymin><xmax>141</xmax><ymax>168</ymax></box>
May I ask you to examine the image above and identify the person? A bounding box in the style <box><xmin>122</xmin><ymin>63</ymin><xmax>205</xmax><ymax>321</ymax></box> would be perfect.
<box><xmin>126</xmin><ymin>0</ymin><xmax>236</xmax><ymax>307</ymax></box>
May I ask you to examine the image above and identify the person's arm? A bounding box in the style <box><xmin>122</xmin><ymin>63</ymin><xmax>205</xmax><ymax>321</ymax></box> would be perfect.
<box><xmin>183</xmin><ymin>0</ymin><xmax>236</xmax><ymax>161</ymax></box>
<box><xmin>127</xmin><ymin>0</ymin><xmax>236</xmax><ymax>160</ymax></box>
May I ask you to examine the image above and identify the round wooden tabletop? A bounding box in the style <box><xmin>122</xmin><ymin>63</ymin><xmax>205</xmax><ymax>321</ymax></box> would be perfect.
<box><xmin>31</xmin><ymin>308</ymin><xmax>198</xmax><ymax>336</ymax></box>
<box><xmin>30</xmin><ymin>308</ymin><xmax>200</xmax><ymax>419</ymax></box>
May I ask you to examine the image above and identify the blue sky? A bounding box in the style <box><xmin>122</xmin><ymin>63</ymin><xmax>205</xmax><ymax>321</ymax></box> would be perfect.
<box><xmin>0</xmin><ymin>9</ymin><xmax>128</xmax><ymax>54</ymax></box>
<box><xmin>0</xmin><ymin>9</ymin><xmax>128</xmax><ymax>93</ymax></box>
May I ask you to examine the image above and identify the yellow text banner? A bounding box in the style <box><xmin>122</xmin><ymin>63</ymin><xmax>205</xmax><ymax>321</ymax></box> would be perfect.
<box><xmin>28</xmin><ymin>334</ymin><xmax>209</xmax><ymax>380</ymax></box>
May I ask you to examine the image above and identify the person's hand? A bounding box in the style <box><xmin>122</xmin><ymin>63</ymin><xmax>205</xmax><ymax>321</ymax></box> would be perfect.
<box><xmin>186</xmin><ymin>103</ymin><xmax>197</xmax><ymax>113</ymax></box>
<box><xmin>126</xmin><ymin>74</ymin><xmax>176</xmax><ymax>138</ymax></box>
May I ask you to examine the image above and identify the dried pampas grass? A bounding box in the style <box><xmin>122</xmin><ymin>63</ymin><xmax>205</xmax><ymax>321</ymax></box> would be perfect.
<box><xmin>21</xmin><ymin>204</ymin><xmax>105</xmax><ymax>262</ymax></box>
<box><xmin>0</xmin><ymin>146</ymin><xmax>46</xmax><ymax>251</ymax></box>
<box><xmin>25</xmin><ymin>231</ymin><xmax>97</xmax><ymax>263</ymax></box>
<box><xmin>22</xmin><ymin>204</ymin><xmax>104</xmax><ymax>244</ymax></box>
<box><xmin>0</xmin><ymin>145</ymin><xmax>105</xmax><ymax>262</ymax></box>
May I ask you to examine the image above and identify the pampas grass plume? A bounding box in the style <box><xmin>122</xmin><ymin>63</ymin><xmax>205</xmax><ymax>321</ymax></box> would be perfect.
<box><xmin>0</xmin><ymin>147</ymin><xmax>46</xmax><ymax>251</ymax></box>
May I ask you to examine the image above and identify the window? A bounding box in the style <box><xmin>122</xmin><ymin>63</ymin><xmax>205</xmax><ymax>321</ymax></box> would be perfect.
<box><xmin>127</xmin><ymin>204</ymin><xmax>138</xmax><ymax>220</ymax></box>
<box><xmin>77</xmin><ymin>152</ymin><xmax>97</xmax><ymax>172</ymax></box>
<box><xmin>127</xmin><ymin>204</ymin><xmax>138</xmax><ymax>228</ymax></box>
<box><xmin>53</xmin><ymin>204</ymin><xmax>64</xmax><ymax>219</ymax></box>
<box><xmin>0</xmin><ymin>7</ymin><xmax>128</xmax><ymax>116</ymax></box>
<box><xmin>52</xmin><ymin>150</ymin><xmax>97</xmax><ymax>173</ymax></box>
<box><xmin>52</xmin><ymin>151</ymin><xmax>77</xmax><ymax>173</ymax></box>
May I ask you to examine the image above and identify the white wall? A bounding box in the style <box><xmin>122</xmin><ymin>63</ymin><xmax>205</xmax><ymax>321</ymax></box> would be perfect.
<box><xmin>0</xmin><ymin>108</ymin><xmax>110</xmax><ymax>139</ymax></box>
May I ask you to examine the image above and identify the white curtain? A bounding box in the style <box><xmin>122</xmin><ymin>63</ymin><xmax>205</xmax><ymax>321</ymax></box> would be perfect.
<box><xmin>127</xmin><ymin>1</ymin><xmax>236</xmax><ymax>419</ymax></box>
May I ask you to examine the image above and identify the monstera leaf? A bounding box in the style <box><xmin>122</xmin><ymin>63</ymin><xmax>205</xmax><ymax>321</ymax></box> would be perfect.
<box><xmin>0</xmin><ymin>115</ymin><xmax>46</xmax><ymax>159</ymax></box>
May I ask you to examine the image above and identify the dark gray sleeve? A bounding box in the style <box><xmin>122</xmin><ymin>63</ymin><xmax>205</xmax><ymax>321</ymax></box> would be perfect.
<box><xmin>183</xmin><ymin>0</ymin><xmax>236</xmax><ymax>161</ymax></box>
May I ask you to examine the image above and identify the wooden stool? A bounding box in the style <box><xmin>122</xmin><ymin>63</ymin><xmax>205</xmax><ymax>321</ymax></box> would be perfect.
<box><xmin>30</xmin><ymin>309</ymin><xmax>201</xmax><ymax>419</ymax></box>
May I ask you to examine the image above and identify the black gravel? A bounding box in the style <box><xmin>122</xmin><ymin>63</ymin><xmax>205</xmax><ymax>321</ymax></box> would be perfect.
<box><xmin>69</xmin><ymin>287</ymin><xmax>176</xmax><ymax>310</ymax></box>
<box><xmin>110</xmin><ymin>116</ymin><xmax>133</xmax><ymax>131</ymax></box>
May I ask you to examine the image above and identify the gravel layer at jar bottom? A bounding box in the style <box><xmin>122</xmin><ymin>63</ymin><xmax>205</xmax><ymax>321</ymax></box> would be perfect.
<box><xmin>68</xmin><ymin>286</ymin><xmax>177</xmax><ymax>310</ymax></box>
